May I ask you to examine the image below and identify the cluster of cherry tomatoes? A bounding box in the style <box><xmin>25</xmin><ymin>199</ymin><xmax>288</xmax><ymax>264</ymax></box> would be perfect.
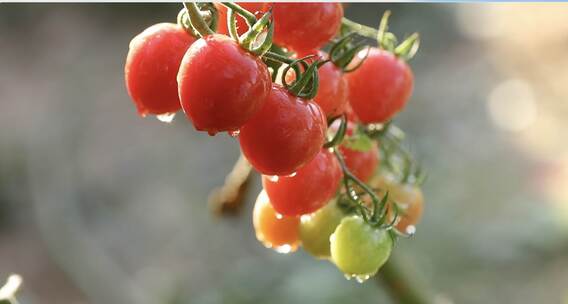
<box><xmin>124</xmin><ymin>2</ymin><xmax>424</xmax><ymax>282</ymax></box>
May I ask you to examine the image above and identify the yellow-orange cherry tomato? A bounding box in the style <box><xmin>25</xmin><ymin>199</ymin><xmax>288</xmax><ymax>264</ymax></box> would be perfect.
<box><xmin>253</xmin><ymin>190</ymin><xmax>301</xmax><ymax>253</ymax></box>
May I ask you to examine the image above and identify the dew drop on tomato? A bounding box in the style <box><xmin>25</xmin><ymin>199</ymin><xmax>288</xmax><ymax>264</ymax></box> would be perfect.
<box><xmin>156</xmin><ymin>112</ymin><xmax>176</xmax><ymax>123</ymax></box>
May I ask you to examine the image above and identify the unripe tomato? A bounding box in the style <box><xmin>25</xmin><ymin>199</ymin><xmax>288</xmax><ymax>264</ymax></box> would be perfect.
<box><xmin>370</xmin><ymin>173</ymin><xmax>424</xmax><ymax>234</ymax></box>
<box><xmin>288</xmin><ymin>50</ymin><xmax>348</xmax><ymax>118</ymax></box>
<box><xmin>253</xmin><ymin>190</ymin><xmax>301</xmax><ymax>253</ymax></box>
<box><xmin>299</xmin><ymin>199</ymin><xmax>345</xmax><ymax>259</ymax></box>
<box><xmin>270</xmin><ymin>3</ymin><xmax>343</xmax><ymax>53</ymax></box>
<box><xmin>239</xmin><ymin>84</ymin><xmax>327</xmax><ymax>175</ymax></box>
<box><xmin>215</xmin><ymin>3</ymin><xmax>267</xmax><ymax>36</ymax></box>
<box><xmin>262</xmin><ymin>149</ymin><xmax>342</xmax><ymax>216</ymax></box>
<box><xmin>177</xmin><ymin>34</ymin><xmax>271</xmax><ymax>135</ymax></box>
<box><xmin>330</xmin><ymin>216</ymin><xmax>392</xmax><ymax>278</ymax></box>
<box><xmin>125</xmin><ymin>23</ymin><xmax>195</xmax><ymax>116</ymax></box>
<box><xmin>346</xmin><ymin>48</ymin><xmax>414</xmax><ymax>123</ymax></box>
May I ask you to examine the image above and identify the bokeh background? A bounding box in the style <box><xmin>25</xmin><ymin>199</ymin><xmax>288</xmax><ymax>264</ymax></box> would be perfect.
<box><xmin>2</xmin><ymin>3</ymin><xmax>568</xmax><ymax>304</ymax></box>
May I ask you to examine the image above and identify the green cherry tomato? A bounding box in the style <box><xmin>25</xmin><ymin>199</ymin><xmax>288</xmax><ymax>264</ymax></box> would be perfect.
<box><xmin>330</xmin><ymin>216</ymin><xmax>393</xmax><ymax>279</ymax></box>
<box><xmin>299</xmin><ymin>199</ymin><xmax>345</xmax><ymax>259</ymax></box>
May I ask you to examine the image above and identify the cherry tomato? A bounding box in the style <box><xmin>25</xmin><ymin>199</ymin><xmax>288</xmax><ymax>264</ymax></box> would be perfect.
<box><xmin>215</xmin><ymin>3</ymin><xmax>267</xmax><ymax>36</ymax></box>
<box><xmin>346</xmin><ymin>48</ymin><xmax>414</xmax><ymax>123</ymax></box>
<box><xmin>288</xmin><ymin>50</ymin><xmax>348</xmax><ymax>118</ymax></box>
<box><xmin>177</xmin><ymin>34</ymin><xmax>271</xmax><ymax>135</ymax></box>
<box><xmin>125</xmin><ymin>23</ymin><xmax>195</xmax><ymax>116</ymax></box>
<box><xmin>262</xmin><ymin>149</ymin><xmax>342</xmax><ymax>216</ymax></box>
<box><xmin>239</xmin><ymin>84</ymin><xmax>327</xmax><ymax>175</ymax></box>
<box><xmin>329</xmin><ymin>121</ymin><xmax>379</xmax><ymax>182</ymax></box>
<box><xmin>270</xmin><ymin>3</ymin><xmax>343</xmax><ymax>53</ymax></box>
<box><xmin>299</xmin><ymin>199</ymin><xmax>345</xmax><ymax>259</ymax></box>
<box><xmin>370</xmin><ymin>173</ymin><xmax>424</xmax><ymax>234</ymax></box>
<box><xmin>253</xmin><ymin>190</ymin><xmax>301</xmax><ymax>253</ymax></box>
<box><xmin>330</xmin><ymin>216</ymin><xmax>392</xmax><ymax>278</ymax></box>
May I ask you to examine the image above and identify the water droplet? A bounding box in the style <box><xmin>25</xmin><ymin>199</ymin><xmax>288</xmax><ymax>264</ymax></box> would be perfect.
<box><xmin>355</xmin><ymin>274</ymin><xmax>371</xmax><ymax>283</ymax></box>
<box><xmin>156</xmin><ymin>112</ymin><xmax>176</xmax><ymax>123</ymax></box>
<box><xmin>228</xmin><ymin>130</ymin><xmax>240</xmax><ymax>138</ymax></box>
<box><xmin>275</xmin><ymin>213</ymin><xmax>284</xmax><ymax>220</ymax></box>
<box><xmin>300</xmin><ymin>214</ymin><xmax>313</xmax><ymax>223</ymax></box>
<box><xmin>329</xmin><ymin>233</ymin><xmax>336</xmax><ymax>242</ymax></box>
<box><xmin>286</xmin><ymin>172</ymin><xmax>297</xmax><ymax>177</ymax></box>
<box><xmin>406</xmin><ymin>225</ymin><xmax>416</xmax><ymax>236</ymax></box>
<box><xmin>268</xmin><ymin>175</ymin><xmax>279</xmax><ymax>182</ymax></box>
<box><xmin>275</xmin><ymin>244</ymin><xmax>292</xmax><ymax>254</ymax></box>
<box><xmin>344</xmin><ymin>274</ymin><xmax>353</xmax><ymax>281</ymax></box>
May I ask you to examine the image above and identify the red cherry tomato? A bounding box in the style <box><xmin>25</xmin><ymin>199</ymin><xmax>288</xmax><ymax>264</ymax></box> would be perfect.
<box><xmin>344</xmin><ymin>103</ymin><xmax>359</xmax><ymax>122</ymax></box>
<box><xmin>288</xmin><ymin>50</ymin><xmax>348</xmax><ymax>118</ymax></box>
<box><xmin>329</xmin><ymin>121</ymin><xmax>379</xmax><ymax>182</ymax></box>
<box><xmin>177</xmin><ymin>34</ymin><xmax>271</xmax><ymax>135</ymax></box>
<box><xmin>253</xmin><ymin>190</ymin><xmax>301</xmax><ymax>253</ymax></box>
<box><xmin>215</xmin><ymin>3</ymin><xmax>267</xmax><ymax>36</ymax></box>
<box><xmin>270</xmin><ymin>3</ymin><xmax>343</xmax><ymax>53</ymax></box>
<box><xmin>239</xmin><ymin>84</ymin><xmax>327</xmax><ymax>175</ymax></box>
<box><xmin>262</xmin><ymin>149</ymin><xmax>342</xmax><ymax>216</ymax></box>
<box><xmin>346</xmin><ymin>48</ymin><xmax>414</xmax><ymax>123</ymax></box>
<box><xmin>125</xmin><ymin>23</ymin><xmax>195</xmax><ymax>116</ymax></box>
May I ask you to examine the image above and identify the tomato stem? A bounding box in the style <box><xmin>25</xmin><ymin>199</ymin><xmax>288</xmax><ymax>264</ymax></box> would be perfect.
<box><xmin>221</xmin><ymin>2</ymin><xmax>257</xmax><ymax>26</ymax></box>
<box><xmin>183</xmin><ymin>2</ymin><xmax>215</xmax><ymax>37</ymax></box>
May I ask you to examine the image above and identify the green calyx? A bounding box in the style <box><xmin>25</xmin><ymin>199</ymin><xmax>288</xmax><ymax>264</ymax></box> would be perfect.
<box><xmin>281</xmin><ymin>56</ymin><xmax>321</xmax><ymax>99</ymax></box>
<box><xmin>222</xmin><ymin>2</ymin><xmax>274</xmax><ymax>56</ymax></box>
<box><xmin>329</xmin><ymin>32</ymin><xmax>369</xmax><ymax>73</ymax></box>
<box><xmin>341</xmin><ymin>11</ymin><xmax>420</xmax><ymax>62</ymax></box>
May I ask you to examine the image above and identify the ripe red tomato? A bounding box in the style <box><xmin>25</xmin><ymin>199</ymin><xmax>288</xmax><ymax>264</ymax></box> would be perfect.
<box><xmin>288</xmin><ymin>50</ymin><xmax>348</xmax><ymax>118</ymax></box>
<box><xmin>270</xmin><ymin>3</ymin><xmax>343</xmax><ymax>53</ymax></box>
<box><xmin>177</xmin><ymin>34</ymin><xmax>271</xmax><ymax>135</ymax></box>
<box><xmin>239</xmin><ymin>84</ymin><xmax>327</xmax><ymax>175</ymax></box>
<box><xmin>329</xmin><ymin>121</ymin><xmax>379</xmax><ymax>182</ymax></box>
<box><xmin>215</xmin><ymin>3</ymin><xmax>267</xmax><ymax>36</ymax></box>
<box><xmin>346</xmin><ymin>48</ymin><xmax>414</xmax><ymax>123</ymax></box>
<box><xmin>262</xmin><ymin>149</ymin><xmax>342</xmax><ymax>216</ymax></box>
<box><xmin>125</xmin><ymin>23</ymin><xmax>195</xmax><ymax>116</ymax></box>
<box><xmin>253</xmin><ymin>190</ymin><xmax>301</xmax><ymax>253</ymax></box>
<box><xmin>344</xmin><ymin>103</ymin><xmax>359</xmax><ymax>122</ymax></box>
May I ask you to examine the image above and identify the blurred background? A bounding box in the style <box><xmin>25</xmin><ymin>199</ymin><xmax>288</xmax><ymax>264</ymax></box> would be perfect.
<box><xmin>1</xmin><ymin>3</ymin><xmax>568</xmax><ymax>304</ymax></box>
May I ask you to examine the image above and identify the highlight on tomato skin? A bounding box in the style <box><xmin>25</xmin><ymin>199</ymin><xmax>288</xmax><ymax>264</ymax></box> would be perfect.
<box><xmin>125</xmin><ymin>23</ymin><xmax>195</xmax><ymax>117</ymax></box>
<box><xmin>270</xmin><ymin>3</ymin><xmax>344</xmax><ymax>54</ymax></box>
<box><xmin>239</xmin><ymin>84</ymin><xmax>327</xmax><ymax>176</ymax></box>
<box><xmin>346</xmin><ymin>48</ymin><xmax>414</xmax><ymax>124</ymax></box>
<box><xmin>215</xmin><ymin>2</ymin><xmax>268</xmax><ymax>36</ymax></box>
<box><xmin>177</xmin><ymin>34</ymin><xmax>271</xmax><ymax>136</ymax></box>
<box><xmin>253</xmin><ymin>190</ymin><xmax>301</xmax><ymax>254</ymax></box>
<box><xmin>262</xmin><ymin>148</ymin><xmax>343</xmax><ymax>216</ymax></box>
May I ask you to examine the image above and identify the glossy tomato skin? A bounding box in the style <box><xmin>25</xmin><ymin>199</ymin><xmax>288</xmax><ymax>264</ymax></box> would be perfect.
<box><xmin>330</xmin><ymin>216</ymin><xmax>392</xmax><ymax>277</ymax></box>
<box><xmin>341</xmin><ymin>143</ymin><xmax>379</xmax><ymax>183</ymax></box>
<box><xmin>177</xmin><ymin>34</ymin><xmax>271</xmax><ymax>135</ymax></box>
<box><xmin>346</xmin><ymin>48</ymin><xmax>414</xmax><ymax>123</ymax></box>
<box><xmin>253</xmin><ymin>190</ymin><xmax>301</xmax><ymax>253</ymax></box>
<box><xmin>299</xmin><ymin>199</ymin><xmax>345</xmax><ymax>259</ymax></box>
<box><xmin>289</xmin><ymin>51</ymin><xmax>348</xmax><ymax>118</ymax></box>
<box><xmin>215</xmin><ymin>3</ymin><xmax>267</xmax><ymax>36</ymax></box>
<box><xmin>239</xmin><ymin>84</ymin><xmax>327</xmax><ymax>175</ymax></box>
<box><xmin>125</xmin><ymin>23</ymin><xmax>195</xmax><ymax>116</ymax></box>
<box><xmin>262</xmin><ymin>149</ymin><xmax>342</xmax><ymax>216</ymax></box>
<box><xmin>270</xmin><ymin>3</ymin><xmax>343</xmax><ymax>53</ymax></box>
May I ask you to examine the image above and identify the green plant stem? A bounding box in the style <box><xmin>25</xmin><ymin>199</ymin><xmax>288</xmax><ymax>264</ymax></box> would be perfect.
<box><xmin>263</xmin><ymin>51</ymin><xmax>295</xmax><ymax>64</ymax></box>
<box><xmin>377</xmin><ymin>255</ymin><xmax>434</xmax><ymax>304</ymax></box>
<box><xmin>221</xmin><ymin>2</ymin><xmax>257</xmax><ymax>25</ymax></box>
<box><xmin>184</xmin><ymin>2</ymin><xmax>214</xmax><ymax>37</ymax></box>
<box><xmin>341</xmin><ymin>17</ymin><xmax>378</xmax><ymax>39</ymax></box>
